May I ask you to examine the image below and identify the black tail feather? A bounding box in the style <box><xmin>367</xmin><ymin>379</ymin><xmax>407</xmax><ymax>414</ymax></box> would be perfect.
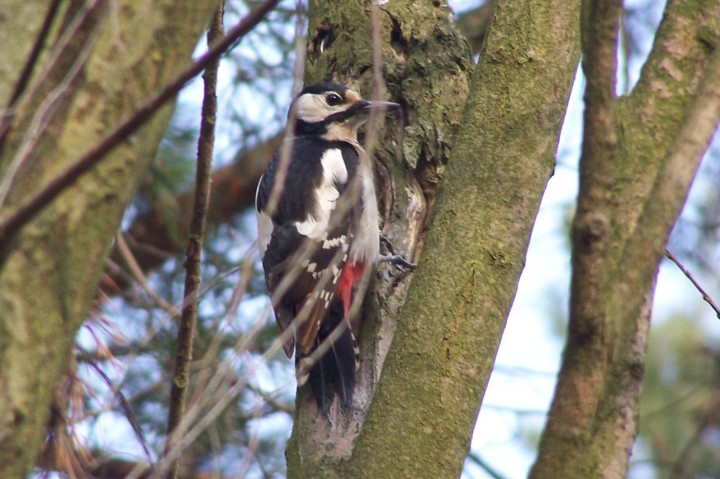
<box><xmin>306</xmin><ymin>299</ymin><xmax>357</xmax><ymax>414</ymax></box>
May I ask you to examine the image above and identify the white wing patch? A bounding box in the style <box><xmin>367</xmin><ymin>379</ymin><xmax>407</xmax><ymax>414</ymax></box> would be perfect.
<box><xmin>321</xmin><ymin>147</ymin><xmax>348</xmax><ymax>183</ymax></box>
<box><xmin>322</xmin><ymin>234</ymin><xmax>347</xmax><ymax>249</ymax></box>
<box><xmin>294</xmin><ymin>149</ymin><xmax>348</xmax><ymax>240</ymax></box>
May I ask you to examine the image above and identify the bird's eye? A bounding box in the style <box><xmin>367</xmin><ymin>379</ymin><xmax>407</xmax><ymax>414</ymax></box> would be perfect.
<box><xmin>326</xmin><ymin>93</ymin><xmax>343</xmax><ymax>106</ymax></box>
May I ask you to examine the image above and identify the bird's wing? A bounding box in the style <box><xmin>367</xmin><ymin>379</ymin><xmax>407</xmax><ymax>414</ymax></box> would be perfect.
<box><xmin>255</xmin><ymin>138</ymin><xmax>359</xmax><ymax>358</ymax></box>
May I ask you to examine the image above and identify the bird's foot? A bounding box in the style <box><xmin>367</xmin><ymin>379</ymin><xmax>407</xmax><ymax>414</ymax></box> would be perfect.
<box><xmin>379</xmin><ymin>235</ymin><xmax>416</xmax><ymax>270</ymax></box>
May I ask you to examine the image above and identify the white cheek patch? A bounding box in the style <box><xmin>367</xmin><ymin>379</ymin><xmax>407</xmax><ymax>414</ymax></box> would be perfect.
<box><xmin>294</xmin><ymin>148</ymin><xmax>348</xmax><ymax>240</ymax></box>
<box><xmin>294</xmin><ymin>93</ymin><xmax>352</xmax><ymax>123</ymax></box>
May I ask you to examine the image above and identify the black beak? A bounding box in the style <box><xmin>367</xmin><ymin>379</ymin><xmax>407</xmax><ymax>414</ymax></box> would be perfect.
<box><xmin>357</xmin><ymin>100</ymin><xmax>401</xmax><ymax>114</ymax></box>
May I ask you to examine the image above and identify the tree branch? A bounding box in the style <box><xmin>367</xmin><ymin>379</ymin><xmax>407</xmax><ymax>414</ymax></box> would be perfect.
<box><xmin>0</xmin><ymin>2</ymin><xmax>218</xmax><ymax>476</ymax></box>
<box><xmin>115</xmin><ymin>232</ymin><xmax>181</xmax><ymax>317</ymax></box>
<box><xmin>533</xmin><ymin>1</ymin><xmax>720</xmax><ymax>476</ymax></box>
<box><xmin>665</xmin><ymin>248</ymin><xmax>720</xmax><ymax>319</ymax></box>
<box><xmin>102</xmin><ymin>133</ymin><xmax>280</xmax><ymax>295</ymax></box>
<box><xmin>0</xmin><ymin>0</ymin><xmax>280</xmax><ymax>250</ymax></box>
<box><xmin>531</xmin><ymin>1</ymin><xmax>622</xmax><ymax>476</ymax></box>
<box><xmin>2</xmin><ymin>0</ymin><xmax>62</xmax><ymax>109</ymax></box>
<box><xmin>591</xmin><ymin>9</ymin><xmax>720</xmax><ymax>478</ymax></box>
<box><xmin>165</xmin><ymin>3</ymin><xmax>224</xmax><ymax>477</ymax></box>
<box><xmin>631</xmin><ymin>46</ymin><xmax>720</xmax><ymax>249</ymax></box>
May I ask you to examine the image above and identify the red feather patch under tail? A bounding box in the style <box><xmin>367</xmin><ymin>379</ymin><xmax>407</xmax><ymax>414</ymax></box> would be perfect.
<box><xmin>337</xmin><ymin>260</ymin><xmax>365</xmax><ymax>317</ymax></box>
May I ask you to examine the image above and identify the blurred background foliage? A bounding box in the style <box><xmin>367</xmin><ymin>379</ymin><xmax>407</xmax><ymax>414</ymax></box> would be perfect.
<box><xmin>38</xmin><ymin>1</ymin><xmax>720</xmax><ymax>478</ymax></box>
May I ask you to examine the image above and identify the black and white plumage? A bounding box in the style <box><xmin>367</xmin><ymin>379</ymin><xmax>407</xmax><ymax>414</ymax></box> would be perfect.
<box><xmin>255</xmin><ymin>83</ymin><xmax>398</xmax><ymax>413</ymax></box>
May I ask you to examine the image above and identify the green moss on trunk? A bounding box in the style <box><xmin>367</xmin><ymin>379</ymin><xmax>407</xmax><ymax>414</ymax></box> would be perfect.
<box><xmin>347</xmin><ymin>1</ymin><xmax>580</xmax><ymax>477</ymax></box>
<box><xmin>288</xmin><ymin>0</ymin><xmax>581</xmax><ymax>478</ymax></box>
<box><xmin>287</xmin><ymin>1</ymin><xmax>472</xmax><ymax>477</ymax></box>
<box><xmin>0</xmin><ymin>1</ymin><xmax>216</xmax><ymax>476</ymax></box>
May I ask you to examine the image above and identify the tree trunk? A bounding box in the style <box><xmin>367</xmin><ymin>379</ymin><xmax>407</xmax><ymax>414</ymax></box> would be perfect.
<box><xmin>286</xmin><ymin>1</ymin><xmax>471</xmax><ymax>474</ymax></box>
<box><xmin>531</xmin><ymin>1</ymin><xmax>720</xmax><ymax>477</ymax></box>
<box><xmin>286</xmin><ymin>1</ymin><xmax>580</xmax><ymax>477</ymax></box>
<box><xmin>0</xmin><ymin>1</ymin><xmax>215</xmax><ymax>476</ymax></box>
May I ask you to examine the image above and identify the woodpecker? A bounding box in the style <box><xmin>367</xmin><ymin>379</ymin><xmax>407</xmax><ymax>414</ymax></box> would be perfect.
<box><xmin>255</xmin><ymin>82</ymin><xmax>398</xmax><ymax>414</ymax></box>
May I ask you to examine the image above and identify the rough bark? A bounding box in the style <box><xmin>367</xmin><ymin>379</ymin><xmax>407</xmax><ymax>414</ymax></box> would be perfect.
<box><xmin>0</xmin><ymin>1</ymin><xmax>216</xmax><ymax>476</ymax></box>
<box><xmin>531</xmin><ymin>1</ymin><xmax>720</xmax><ymax>477</ymax></box>
<box><xmin>286</xmin><ymin>0</ymin><xmax>580</xmax><ymax>477</ymax></box>
<box><xmin>346</xmin><ymin>1</ymin><xmax>580</xmax><ymax>477</ymax></box>
<box><xmin>286</xmin><ymin>0</ymin><xmax>472</xmax><ymax>475</ymax></box>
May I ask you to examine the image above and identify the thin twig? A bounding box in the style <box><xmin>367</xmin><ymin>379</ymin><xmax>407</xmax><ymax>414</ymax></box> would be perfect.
<box><xmin>0</xmin><ymin>0</ymin><xmax>63</xmax><ymax>145</ymax></box>
<box><xmin>115</xmin><ymin>232</ymin><xmax>181</xmax><ymax>318</ymax></box>
<box><xmin>226</xmin><ymin>250</ymin><xmax>255</xmax><ymax>322</ymax></box>
<box><xmin>144</xmin><ymin>308</ymin><xmax>283</xmax><ymax>479</ymax></box>
<box><xmin>164</xmin><ymin>2</ymin><xmax>224</xmax><ymax>478</ymax></box>
<box><xmin>466</xmin><ymin>451</ymin><xmax>507</xmax><ymax>479</ymax></box>
<box><xmin>262</xmin><ymin>0</ymin><xmax>306</xmax><ymax>217</ymax></box>
<box><xmin>0</xmin><ymin>0</ymin><xmax>280</xmax><ymax>249</ymax></box>
<box><xmin>84</xmin><ymin>361</ymin><xmax>153</xmax><ymax>467</ymax></box>
<box><xmin>665</xmin><ymin>247</ymin><xmax>720</xmax><ymax>319</ymax></box>
<box><xmin>236</xmin><ymin>397</ymin><xmax>265</xmax><ymax>479</ymax></box>
<box><xmin>247</xmin><ymin>383</ymin><xmax>294</xmax><ymax>415</ymax></box>
<box><xmin>0</xmin><ymin>0</ymin><xmax>105</xmax><ymax>210</ymax></box>
<box><xmin>6</xmin><ymin>0</ymin><xmax>63</xmax><ymax>106</ymax></box>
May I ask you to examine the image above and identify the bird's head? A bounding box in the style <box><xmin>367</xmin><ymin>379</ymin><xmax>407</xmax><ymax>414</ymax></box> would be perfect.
<box><xmin>290</xmin><ymin>82</ymin><xmax>399</xmax><ymax>143</ymax></box>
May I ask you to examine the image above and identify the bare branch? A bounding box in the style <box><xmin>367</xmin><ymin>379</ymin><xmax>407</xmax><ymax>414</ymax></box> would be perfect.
<box><xmin>103</xmin><ymin>133</ymin><xmax>281</xmax><ymax>295</ymax></box>
<box><xmin>665</xmin><ymin>248</ymin><xmax>720</xmax><ymax>319</ymax></box>
<box><xmin>0</xmin><ymin>0</ymin><xmax>106</xmax><ymax>209</ymax></box>
<box><xmin>165</xmin><ymin>3</ymin><xmax>224</xmax><ymax>478</ymax></box>
<box><xmin>535</xmin><ymin>2</ymin><xmax>720</xmax><ymax>477</ymax></box>
<box><xmin>466</xmin><ymin>451</ymin><xmax>507</xmax><ymax>479</ymax></box>
<box><xmin>531</xmin><ymin>0</ymin><xmax>623</xmax><ymax>476</ymax></box>
<box><xmin>84</xmin><ymin>361</ymin><xmax>153</xmax><ymax>466</ymax></box>
<box><xmin>115</xmin><ymin>232</ymin><xmax>181</xmax><ymax>318</ymax></box>
<box><xmin>632</xmin><ymin>46</ymin><xmax>720</xmax><ymax>243</ymax></box>
<box><xmin>0</xmin><ymin>0</ymin><xmax>85</xmax><ymax>145</ymax></box>
<box><xmin>569</xmin><ymin>0</ymin><xmax>621</xmax><ymax>340</ymax></box>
